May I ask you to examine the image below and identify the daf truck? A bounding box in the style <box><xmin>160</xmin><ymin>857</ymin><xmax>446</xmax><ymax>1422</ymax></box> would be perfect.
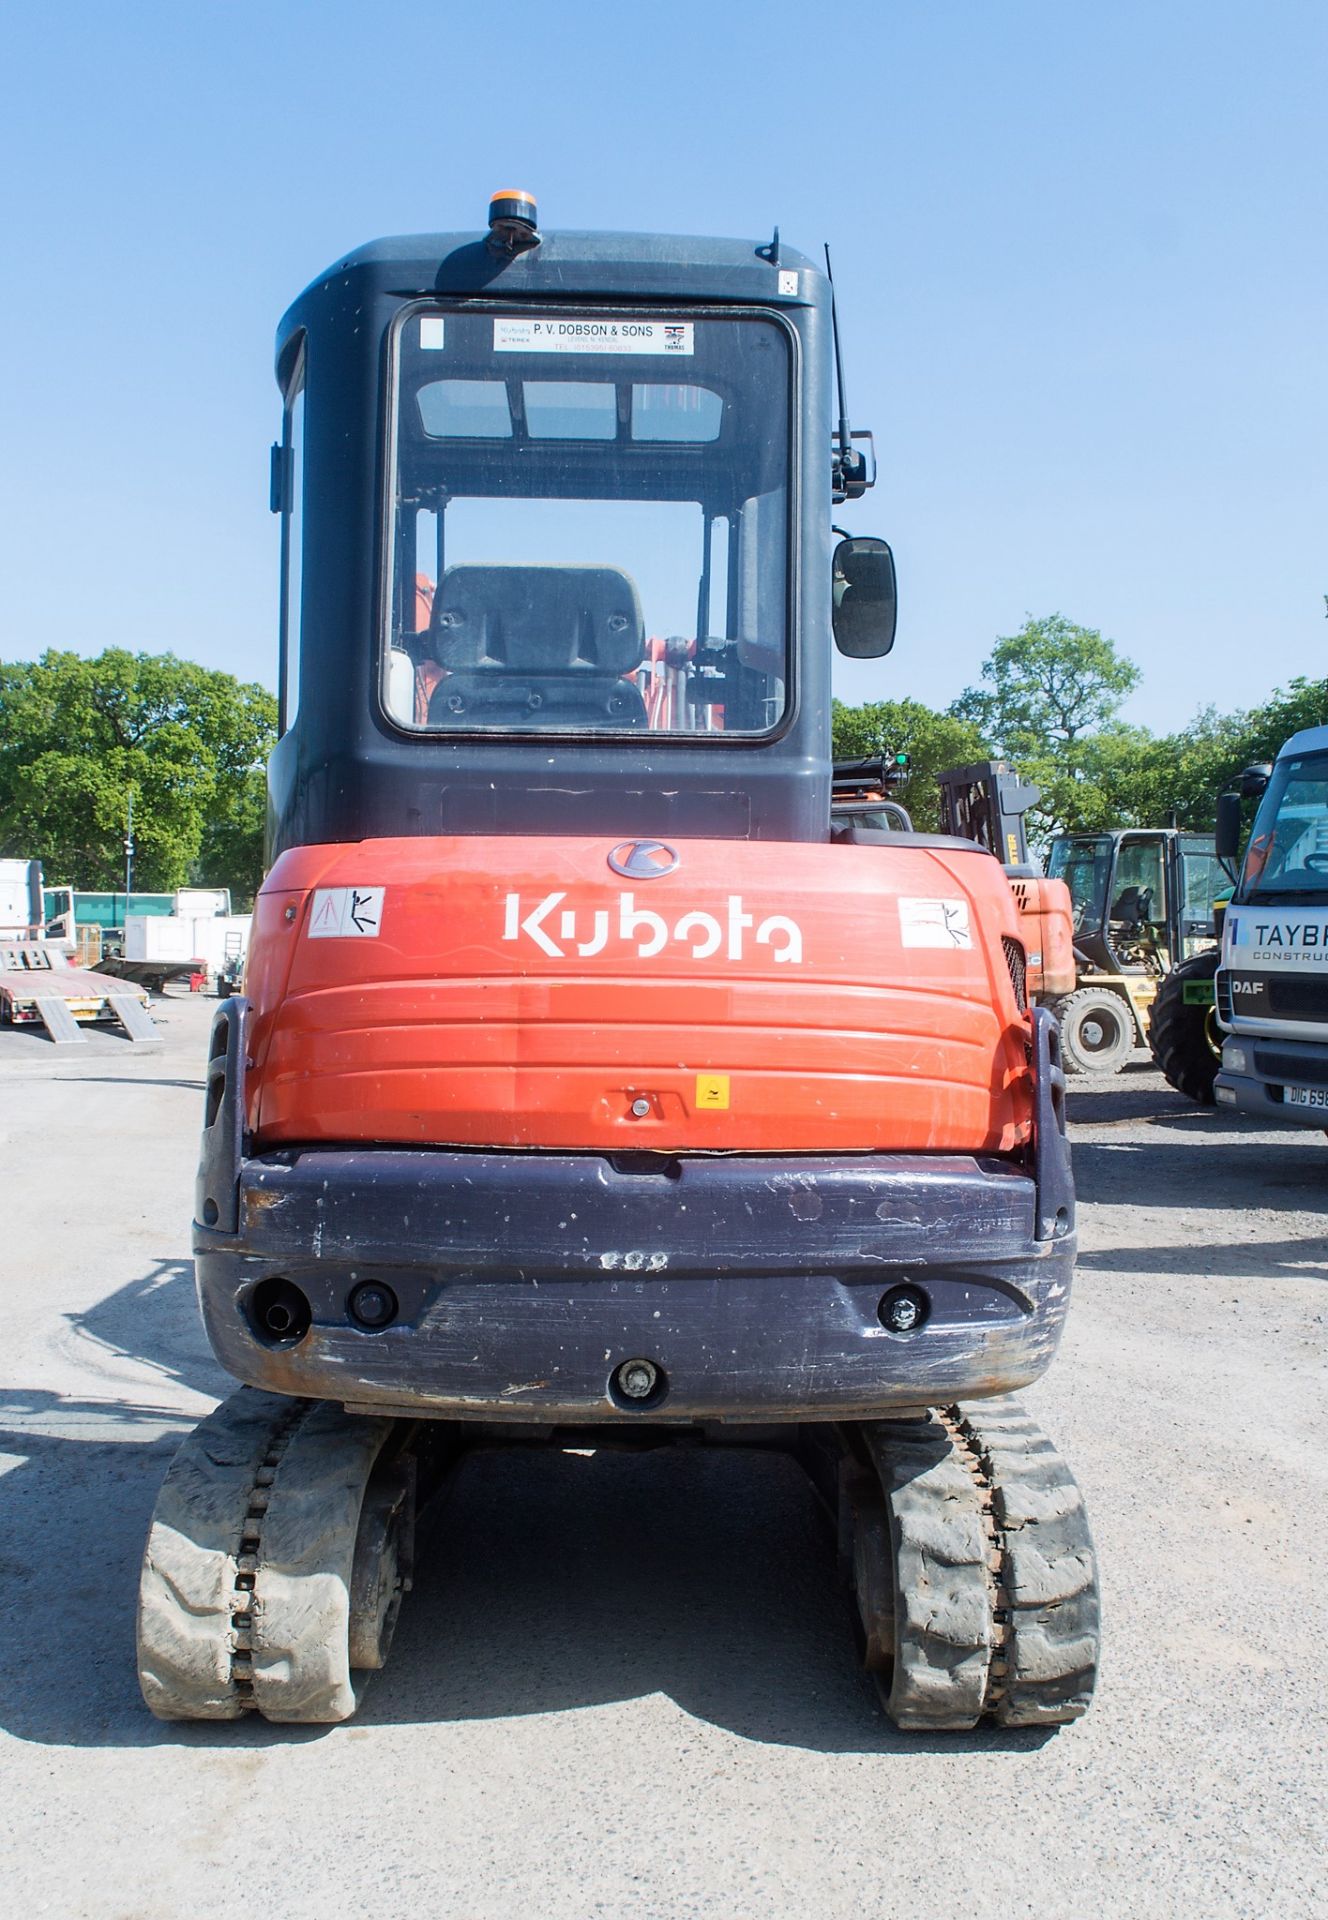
<box><xmin>1214</xmin><ymin>723</ymin><xmax>1328</xmax><ymax>1123</ymax></box>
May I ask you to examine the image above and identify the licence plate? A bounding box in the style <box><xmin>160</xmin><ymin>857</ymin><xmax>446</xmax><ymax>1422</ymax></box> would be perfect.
<box><xmin>1285</xmin><ymin>1084</ymin><xmax>1328</xmax><ymax>1111</ymax></box>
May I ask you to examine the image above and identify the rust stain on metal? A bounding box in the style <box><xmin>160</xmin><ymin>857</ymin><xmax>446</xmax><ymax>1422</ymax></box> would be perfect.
<box><xmin>243</xmin><ymin>1188</ymin><xmax>289</xmax><ymax>1218</ymax></box>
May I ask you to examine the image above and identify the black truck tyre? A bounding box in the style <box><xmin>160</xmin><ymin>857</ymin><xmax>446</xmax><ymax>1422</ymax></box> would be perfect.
<box><xmin>1053</xmin><ymin>987</ymin><xmax>1136</xmax><ymax>1076</ymax></box>
<box><xmin>1148</xmin><ymin>947</ymin><xmax>1221</xmax><ymax>1104</ymax></box>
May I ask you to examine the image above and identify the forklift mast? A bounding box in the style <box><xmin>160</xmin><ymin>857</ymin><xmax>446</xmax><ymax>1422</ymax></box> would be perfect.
<box><xmin>937</xmin><ymin>761</ymin><xmax>1041</xmax><ymax>875</ymax></box>
<box><xmin>933</xmin><ymin>761</ymin><xmax>1076</xmax><ymax>999</ymax></box>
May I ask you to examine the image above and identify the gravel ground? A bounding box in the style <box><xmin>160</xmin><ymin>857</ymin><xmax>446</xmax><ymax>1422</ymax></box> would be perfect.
<box><xmin>1</xmin><ymin>996</ymin><xmax>1325</xmax><ymax>1920</ymax></box>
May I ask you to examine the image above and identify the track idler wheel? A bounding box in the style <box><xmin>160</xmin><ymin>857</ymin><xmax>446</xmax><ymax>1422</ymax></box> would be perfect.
<box><xmin>137</xmin><ymin>1388</ymin><xmax>416</xmax><ymax>1723</ymax></box>
<box><xmin>846</xmin><ymin>1401</ymin><xmax>1100</xmax><ymax>1730</ymax></box>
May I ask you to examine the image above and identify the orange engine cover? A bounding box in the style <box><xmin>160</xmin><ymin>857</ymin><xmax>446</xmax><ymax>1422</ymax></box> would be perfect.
<box><xmin>242</xmin><ymin>836</ymin><xmax>1035</xmax><ymax>1156</ymax></box>
<box><xmin>1008</xmin><ymin>874</ymin><xmax>1076</xmax><ymax>1001</ymax></box>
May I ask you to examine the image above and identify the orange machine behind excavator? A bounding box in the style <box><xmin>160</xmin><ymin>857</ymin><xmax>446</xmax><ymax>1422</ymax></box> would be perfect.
<box><xmin>833</xmin><ymin>755</ymin><xmax>1075</xmax><ymax>1003</ymax></box>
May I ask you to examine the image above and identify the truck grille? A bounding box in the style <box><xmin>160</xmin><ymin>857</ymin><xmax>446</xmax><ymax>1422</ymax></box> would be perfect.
<box><xmin>1216</xmin><ymin>970</ymin><xmax>1233</xmax><ymax>1023</ymax></box>
<box><xmin>1254</xmin><ymin>1046</ymin><xmax>1328</xmax><ymax>1088</ymax></box>
<box><xmin>1267</xmin><ymin>978</ymin><xmax>1328</xmax><ymax>1018</ymax></box>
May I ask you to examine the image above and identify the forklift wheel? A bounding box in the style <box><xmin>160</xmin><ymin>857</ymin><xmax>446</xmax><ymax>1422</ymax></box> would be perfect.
<box><xmin>1054</xmin><ymin>987</ymin><xmax>1135</xmax><ymax>1075</ymax></box>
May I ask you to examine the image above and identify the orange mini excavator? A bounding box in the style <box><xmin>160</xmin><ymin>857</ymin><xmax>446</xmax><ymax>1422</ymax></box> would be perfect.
<box><xmin>137</xmin><ymin>193</ymin><xmax>1099</xmax><ymax>1730</ymax></box>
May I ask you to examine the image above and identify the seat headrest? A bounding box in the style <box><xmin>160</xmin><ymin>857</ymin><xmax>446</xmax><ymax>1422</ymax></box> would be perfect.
<box><xmin>430</xmin><ymin>564</ymin><xmax>645</xmax><ymax>674</ymax></box>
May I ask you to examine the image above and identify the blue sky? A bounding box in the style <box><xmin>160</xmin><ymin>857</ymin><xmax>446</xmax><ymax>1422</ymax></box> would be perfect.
<box><xmin>0</xmin><ymin>0</ymin><xmax>1322</xmax><ymax>732</ymax></box>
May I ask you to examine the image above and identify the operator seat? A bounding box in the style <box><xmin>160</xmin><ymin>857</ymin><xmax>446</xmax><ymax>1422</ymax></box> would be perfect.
<box><xmin>425</xmin><ymin>564</ymin><xmax>648</xmax><ymax>729</ymax></box>
<box><xmin>1110</xmin><ymin>885</ymin><xmax>1154</xmax><ymax>926</ymax></box>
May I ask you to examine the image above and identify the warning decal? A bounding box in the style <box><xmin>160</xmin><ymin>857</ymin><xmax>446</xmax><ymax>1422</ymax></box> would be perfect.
<box><xmin>695</xmin><ymin>1074</ymin><xmax>731</xmax><ymax>1110</ymax></box>
<box><xmin>898</xmin><ymin>898</ymin><xmax>973</xmax><ymax>950</ymax></box>
<box><xmin>308</xmin><ymin>887</ymin><xmax>384</xmax><ymax>939</ymax></box>
<box><xmin>493</xmin><ymin>318</ymin><xmax>694</xmax><ymax>356</ymax></box>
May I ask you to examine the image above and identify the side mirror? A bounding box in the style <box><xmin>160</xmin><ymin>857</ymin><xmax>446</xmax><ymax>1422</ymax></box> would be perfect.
<box><xmin>832</xmin><ymin>536</ymin><xmax>897</xmax><ymax>659</ymax></box>
<box><xmin>1215</xmin><ymin>791</ymin><xmax>1242</xmax><ymax>864</ymax></box>
<box><xmin>1239</xmin><ymin>762</ymin><xmax>1272</xmax><ymax>800</ymax></box>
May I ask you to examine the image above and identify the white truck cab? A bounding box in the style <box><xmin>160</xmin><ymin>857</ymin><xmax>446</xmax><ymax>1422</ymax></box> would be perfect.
<box><xmin>1215</xmin><ymin>722</ymin><xmax>1328</xmax><ymax>1123</ymax></box>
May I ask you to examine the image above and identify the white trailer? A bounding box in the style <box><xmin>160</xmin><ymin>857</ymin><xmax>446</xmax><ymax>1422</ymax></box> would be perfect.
<box><xmin>0</xmin><ymin>859</ymin><xmax>44</xmax><ymax>939</ymax></box>
<box><xmin>124</xmin><ymin>908</ymin><xmax>251</xmax><ymax>988</ymax></box>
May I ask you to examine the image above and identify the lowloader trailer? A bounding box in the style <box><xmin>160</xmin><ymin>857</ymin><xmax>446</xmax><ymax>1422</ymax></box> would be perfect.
<box><xmin>137</xmin><ymin>194</ymin><xmax>1100</xmax><ymax>1730</ymax></box>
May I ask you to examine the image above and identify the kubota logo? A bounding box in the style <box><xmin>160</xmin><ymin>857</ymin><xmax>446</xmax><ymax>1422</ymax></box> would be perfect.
<box><xmin>502</xmin><ymin>891</ymin><xmax>804</xmax><ymax>963</ymax></box>
<box><xmin>607</xmin><ymin>840</ymin><xmax>679</xmax><ymax>879</ymax></box>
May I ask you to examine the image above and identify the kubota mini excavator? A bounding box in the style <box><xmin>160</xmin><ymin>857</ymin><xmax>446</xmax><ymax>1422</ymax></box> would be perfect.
<box><xmin>137</xmin><ymin>193</ymin><xmax>1099</xmax><ymax>1731</ymax></box>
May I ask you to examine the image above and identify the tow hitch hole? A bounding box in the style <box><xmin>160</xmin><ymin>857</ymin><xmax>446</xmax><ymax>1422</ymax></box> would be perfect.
<box><xmin>878</xmin><ymin>1284</ymin><xmax>930</xmax><ymax>1334</ymax></box>
<box><xmin>249</xmin><ymin>1276</ymin><xmax>312</xmax><ymax>1346</ymax></box>
<box><xmin>609</xmin><ymin>1357</ymin><xmax>669</xmax><ymax>1410</ymax></box>
<box><xmin>608</xmin><ymin>1153</ymin><xmax>683</xmax><ymax>1179</ymax></box>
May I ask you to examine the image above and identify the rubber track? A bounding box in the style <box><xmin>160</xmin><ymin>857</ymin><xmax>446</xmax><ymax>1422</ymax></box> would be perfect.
<box><xmin>947</xmin><ymin>1399</ymin><xmax>1100</xmax><ymax>1725</ymax></box>
<box><xmin>860</xmin><ymin>1415</ymin><xmax>994</xmax><ymax>1730</ymax></box>
<box><xmin>137</xmin><ymin>1387</ymin><xmax>397</xmax><ymax>1724</ymax></box>
<box><xmin>138</xmin><ymin>1389</ymin><xmax>307</xmax><ymax>1720</ymax></box>
<box><xmin>248</xmin><ymin>1403</ymin><xmax>397</xmax><ymax>1723</ymax></box>
<box><xmin>857</xmin><ymin>1402</ymin><xmax>1099</xmax><ymax>1731</ymax></box>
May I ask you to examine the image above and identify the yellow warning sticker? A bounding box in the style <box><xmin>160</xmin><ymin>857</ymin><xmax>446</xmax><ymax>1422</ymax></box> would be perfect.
<box><xmin>695</xmin><ymin>1074</ymin><xmax>730</xmax><ymax>1110</ymax></box>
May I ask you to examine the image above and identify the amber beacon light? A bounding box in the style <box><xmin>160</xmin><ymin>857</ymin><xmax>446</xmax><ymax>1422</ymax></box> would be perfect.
<box><xmin>488</xmin><ymin>188</ymin><xmax>540</xmax><ymax>252</ymax></box>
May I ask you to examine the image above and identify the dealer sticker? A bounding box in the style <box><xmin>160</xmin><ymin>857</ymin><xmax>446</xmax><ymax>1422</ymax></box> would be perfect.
<box><xmin>493</xmin><ymin>318</ymin><xmax>694</xmax><ymax>356</ymax></box>
<box><xmin>898</xmin><ymin>898</ymin><xmax>973</xmax><ymax>949</ymax></box>
<box><xmin>308</xmin><ymin>887</ymin><xmax>384</xmax><ymax>939</ymax></box>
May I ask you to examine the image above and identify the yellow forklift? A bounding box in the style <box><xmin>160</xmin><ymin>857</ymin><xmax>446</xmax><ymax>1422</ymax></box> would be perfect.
<box><xmin>1045</xmin><ymin>828</ymin><xmax>1226</xmax><ymax>1074</ymax></box>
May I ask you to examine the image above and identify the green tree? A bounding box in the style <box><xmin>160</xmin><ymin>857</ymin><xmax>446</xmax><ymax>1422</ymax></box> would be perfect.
<box><xmin>831</xmin><ymin>697</ymin><xmax>987</xmax><ymax>832</ymax></box>
<box><xmin>1074</xmin><ymin>710</ymin><xmax>1246</xmax><ymax>834</ymax></box>
<box><xmin>951</xmin><ymin>614</ymin><xmax>1141</xmax><ymax>837</ymax></box>
<box><xmin>1235</xmin><ymin>675</ymin><xmax>1328</xmax><ymax>768</ymax></box>
<box><xmin>194</xmin><ymin>765</ymin><xmax>271</xmax><ymax>905</ymax></box>
<box><xmin>0</xmin><ymin>650</ymin><xmax>276</xmax><ymax>901</ymax></box>
<box><xmin>1090</xmin><ymin>680</ymin><xmax>1328</xmax><ymax>835</ymax></box>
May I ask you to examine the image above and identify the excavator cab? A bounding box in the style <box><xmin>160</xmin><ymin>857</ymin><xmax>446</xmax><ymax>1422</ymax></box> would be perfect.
<box><xmin>137</xmin><ymin>195</ymin><xmax>1099</xmax><ymax>1734</ymax></box>
<box><xmin>385</xmin><ymin>313</ymin><xmax>792</xmax><ymax>739</ymax></box>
